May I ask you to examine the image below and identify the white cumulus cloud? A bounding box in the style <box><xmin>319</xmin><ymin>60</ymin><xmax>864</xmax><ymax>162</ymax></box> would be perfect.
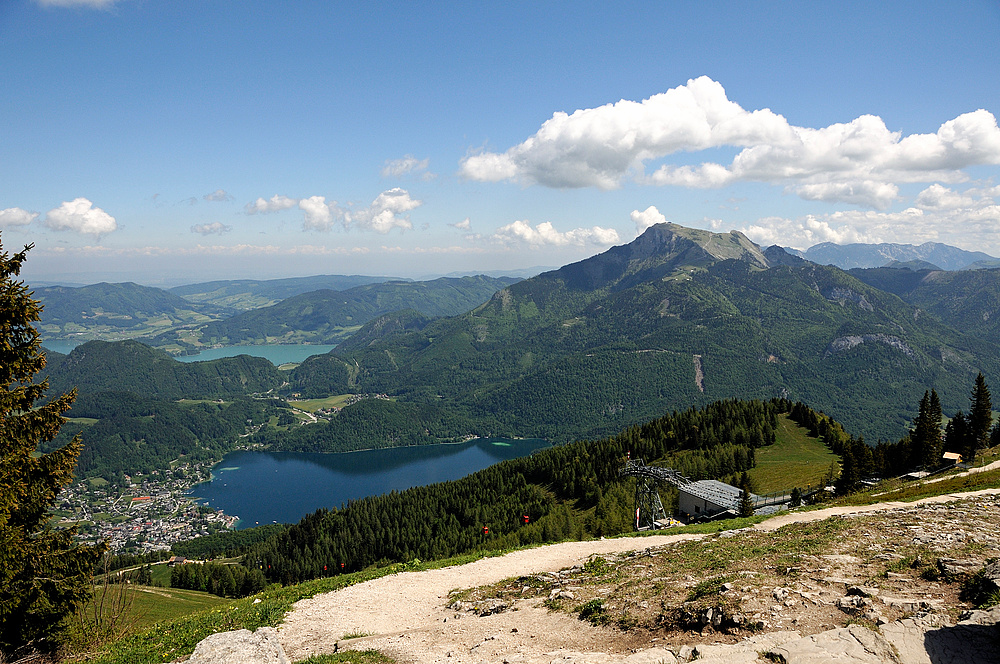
<box><xmin>191</xmin><ymin>222</ymin><xmax>232</xmax><ymax>236</ymax></box>
<box><xmin>348</xmin><ymin>188</ymin><xmax>421</xmax><ymax>233</ymax></box>
<box><xmin>451</xmin><ymin>217</ymin><xmax>472</xmax><ymax>230</ymax></box>
<box><xmin>915</xmin><ymin>184</ymin><xmax>979</xmax><ymax>211</ymax></box>
<box><xmin>630</xmin><ymin>206</ymin><xmax>668</xmax><ymax>235</ymax></box>
<box><xmin>298</xmin><ymin>196</ymin><xmax>340</xmax><ymax>231</ymax></box>
<box><xmin>739</xmin><ymin>185</ymin><xmax>1000</xmax><ymax>255</ymax></box>
<box><xmin>247</xmin><ymin>189</ymin><xmax>421</xmax><ymax>234</ymax></box>
<box><xmin>460</xmin><ymin>76</ymin><xmax>1000</xmax><ymax>209</ymax></box>
<box><xmin>43</xmin><ymin>198</ymin><xmax>117</xmax><ymax>236</ymax></box>
<box><xmin>0</xmin><ymin>207</ymin><xmax>39</xmax><ymax>227</ymax></box>
<box><xmin>493</xmin><ymin>220</ymin><xmax>620</xmax><ymax>247</ymax></box>
<box><xmin>245</xmin><ymin>194</ymin><xmax>299</xmax><ymax>214</ymax></box>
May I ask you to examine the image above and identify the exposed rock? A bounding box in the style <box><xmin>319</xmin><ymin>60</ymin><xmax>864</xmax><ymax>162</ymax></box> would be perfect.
<box><xmin>770</xmin><ymin>624</ymin><xmax>899</xmax><ymax>663</ymax></box>
<box><xmin>186</xmin><ymin>628</ymin><xmax>289</xmax><ymax>664</ymax></box>
<box><xmin>964</xmin><ymin>560</ymin><xmax>1000</xmax><ymax>603</ymax></box>
<box><xmin>691</xmin><ymin>631</ymin><xmax>800</xmax><ymax>663</ymax></box>
<box><xmin>837</xmin><ymin>595</ymin><xmax>875</xmax><ymax>615</ymax></box>
<box><xmin>824</xmin><ymin>334</ymin><xmax>914</xmax><ymax>359</ymax></box>
<box><xmin>621</xmin><ymin>648</ymin><xmax>679</xmax><ymax>664</ymax></box>
<box><xmin>883</xmin><ymin>606</ymin><xmax>1000</xmax><ymax>664</ymax></box>
<box><xmin>879</xmin><ymin>596</ymin><xmax>944</xmax><ymax>613</ymax></box>
<box><xmin>847</xmin><ymin>585</ymin><xmax>880</xmax><ymax>598</ymax></box>
<box><xmin>937</xmin><ymin>557</ymin><xmax>981</xmax><ymax>577</ymax></box>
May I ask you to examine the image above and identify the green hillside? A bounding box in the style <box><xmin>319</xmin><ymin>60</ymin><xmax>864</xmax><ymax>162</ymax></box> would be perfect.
<box><xmin>45</xmin><ymin>340</ymin><xmax>284</xmax><ymax>400</ymax></box>
<box><xmin>850</xmin><ymin>266</ymin><xmax>1000</xmax><ymax>341</ymax></box>
<box><xmin>45</xmin><ymin>392</ymin><xmax>282</xmax><ymax>480</ymax></box>
<box><xmin>150</xmin><ymin>275</ymin><xmax>520</xmax><ymax>352</ymax></box>
<box><xmin>33</xmin><ymin>281</ymin><xmax>228</xmax><ymax>341</ymax></box>
<box><xmin>288</xmin><ymin>224</ymin><xmax>999</xmax><ymax>443</ymax></box>
<box><xmin>169</xmin><ymin>274</ymin><xmax>400</xmax><ymax>310</ymax></box>
<box><xmin>244</xmin><ymin>398</ymin><xmax>847</xmax><ymax>585</ymax></box>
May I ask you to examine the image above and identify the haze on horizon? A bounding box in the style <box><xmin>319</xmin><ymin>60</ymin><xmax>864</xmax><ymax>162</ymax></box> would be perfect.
<box><xmin>2</xmin><ymin>0</ymin><xmax>999</xmax><ymax>285</ymax></box>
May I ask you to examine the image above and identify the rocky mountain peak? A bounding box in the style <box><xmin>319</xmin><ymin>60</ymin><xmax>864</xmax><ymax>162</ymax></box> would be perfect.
<box><xmin>544</xmin><ymin>222</ymin><xmax>770</xmax><ymax>292</ymax></box>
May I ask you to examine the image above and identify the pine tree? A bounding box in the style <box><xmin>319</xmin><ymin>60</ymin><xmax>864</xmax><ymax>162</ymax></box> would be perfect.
<box><xmin>927</xmin><ymin>389</ymin><xmax>943</xmax><ymax>465</ymax></box>
<box><xmin>912</xmin><ymin>390</ymin><xmax>943</xmax><ymax>469</ymax></box>
<box><xmin>968</xmin><ymin>373</ymin><xmax>993</xmax><ymax>463</ymax></box>
<box><xmin>737</xmin><ymin>488</ymin><xmax>754</xmax><ymax>518</ymax></box>
<box><xmin>0</xmin><ymin>240</ymin><xmax>105</xmax><ymax>657</ymax></box>
<box><xmin>835</xmin><ymin>445</ymin><xmax>860</xmax><ymax>496</ymax></box>
<box><xmin>944</xmin><ymin>411</ymin><xmax>969</xmax><ymax>458</ymax></box>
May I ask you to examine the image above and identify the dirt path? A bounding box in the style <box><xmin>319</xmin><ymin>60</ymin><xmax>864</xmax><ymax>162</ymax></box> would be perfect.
<box><xmin>277</xmin><ymin>488</ymin><xmax>1000</xmax><ymax>664</ymax></box>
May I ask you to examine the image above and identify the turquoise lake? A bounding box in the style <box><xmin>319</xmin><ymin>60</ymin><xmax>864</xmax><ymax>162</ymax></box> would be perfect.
<box><xmin>187</xmin><ymin>438</ymin><xmax>549</xmax><ymax>528</ymax></box>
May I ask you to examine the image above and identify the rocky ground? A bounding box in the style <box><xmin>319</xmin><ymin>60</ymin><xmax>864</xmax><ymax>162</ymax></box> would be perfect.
<box><xmin>262</xmin><ymin>489</ymin><xmax>1000</xmax><ymax>664</ymax></box>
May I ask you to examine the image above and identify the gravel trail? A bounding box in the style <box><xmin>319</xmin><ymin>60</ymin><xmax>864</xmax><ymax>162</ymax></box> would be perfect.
<box><xmin>277</xmin><ymin>488</ymin><xmax>1000</xmax><ymax>664</ymax></box>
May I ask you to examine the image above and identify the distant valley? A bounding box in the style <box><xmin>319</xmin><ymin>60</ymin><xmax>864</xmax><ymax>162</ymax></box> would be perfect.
<box><xmin>41</xmin><ymin>223</ymin><xmax>1000</xmax><ymax>490</ymax></box>
<box><xmin>34</xmin><ymin>274</ymin><xmax>520</xmax><ymax>353</ymax></box>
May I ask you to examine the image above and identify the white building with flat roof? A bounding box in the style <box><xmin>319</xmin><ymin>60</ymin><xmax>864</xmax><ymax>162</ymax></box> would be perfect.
<box><xmin>677</xmin><ymin>479</ymin><xmax>749</xmax><ymax>520</ymax></box>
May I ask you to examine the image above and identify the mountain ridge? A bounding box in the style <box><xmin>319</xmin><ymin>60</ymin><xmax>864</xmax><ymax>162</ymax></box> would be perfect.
<box><xmin>791</xmin><ymin>240</ymin><xmax>996</xmax><ymax>271</ymax></box>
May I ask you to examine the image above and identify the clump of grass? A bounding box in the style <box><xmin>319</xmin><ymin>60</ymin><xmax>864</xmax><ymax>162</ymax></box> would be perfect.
<box><xmin>960</xmin><ymin>560</ymin><xmax>1000</xmax><ymax>609</ymax></box>
<box><xmin>576</xmin><ymin>599</ymin><xmax>608</xmax><ymax>625</ymax></box>
<box><xmin>686</xmin><ymin>576</ymin><xmax>732</xmax><ymax>603</ymax></box>
<box><xmin>295</xmin><ymin>652</ymin><xmax>392</xmax><ymax>664</ymax></box>
<box><xmin>583</xmin><ymin>556</ymin><xmax>611</xmax><ymax>576</ymax></box>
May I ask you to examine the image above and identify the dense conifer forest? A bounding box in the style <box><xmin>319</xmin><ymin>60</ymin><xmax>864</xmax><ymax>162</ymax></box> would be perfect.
<box><xmin>244</xmin><ymin>398</ymin><xmax>812</xmax><ymax>584</ymax></box>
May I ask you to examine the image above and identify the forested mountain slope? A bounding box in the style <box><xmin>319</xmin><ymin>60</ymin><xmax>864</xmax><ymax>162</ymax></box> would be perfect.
<box><xmin>292</xmin><ymin>223</ymin><xmax>999</xmax><ymax>442</ymax></box>
<box><xmin>150</xmin><ymin>275</ymin><xmax>520</xmax><ymax>352</ymax></box>
<box><xmin>169</xmin><ymin>274</ymin><xmax>400</xmax><ymax>310</ymax></box>
<box><xmin>245</xmin><ymin>399</ymin><xmax>835</xmax><ymax>584</ymax></box>
<box><xmin>33</xmin><ymin>281</ymin><xmax>228</xmax><ymax>339</ymax></box>
<box><xmin>45</xmin><ymin>340</ymin><xmax>283</xmax><ymax>399</ymax></box>
<box><xmin>48</xmin><ymin>392</ymin><xmax>281</xmax><ymax>482</ymax></box>
<box><xmin>850</xmin><ymin>266</ymin><xmax>1000</xmax><ymax>342</ymax></box>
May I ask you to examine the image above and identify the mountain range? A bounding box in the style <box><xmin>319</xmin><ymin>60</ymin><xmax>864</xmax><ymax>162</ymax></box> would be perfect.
<box><xmin>149</xmin><ymin>275</ymin><xmax>520</xmax><ymax>352</ymax></box>
<box><xmin>34</xmin><ymin>274</ymin><xmax>519</xmax><ymax>351</ymax></box>
<box><xmin>788</xmin><ymin>241</ymin><xmax>999</xmax><ymax>271</ymax></box>
<box><xmin>42</xmin><ymin>223</ymin><xmax>1000</xmax><ymax>474</ymax></box>
<box><xmin>281</xmin><ymin>223</ymin><xmax>999</xmax><ymax>443</ymax></box>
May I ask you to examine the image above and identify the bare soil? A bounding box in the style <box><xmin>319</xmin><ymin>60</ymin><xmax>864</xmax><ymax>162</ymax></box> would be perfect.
<box><xmin>277</xmin><ymin>489</ymin><xmax>1000</xmax><ymax>664</ymax></box>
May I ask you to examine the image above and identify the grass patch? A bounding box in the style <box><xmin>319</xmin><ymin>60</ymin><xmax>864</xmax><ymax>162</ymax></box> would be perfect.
<box><xmin>125</xmin><ymin>586</ymin><xmax>229</xmax><ymax>630</ymax></box>
<box><xmin>750</xmin><ymin>415</ymin><xmax>839</xmax><ymax>493</ymax></box>
<box><xmin>288</xmin><ymin>394</ymin><xmax>355</xmax><ymax>412</ymax></box>
<box><xmin>294</xmin><ymin>654</ymin><xmax>392</xmax><ymax>664</ymax></box>
<box><xmin>577</xmin><ymin>598</ymin><xmax>609</xmax><ymax>625</ymax></box>
<box><xmin>838</xmin><ymin>468</ymin><xmax>1000</xmax><ymax>506</ymax></box>
<box><xmin>149</xmin><ymin>563</ymin><xmax>172</xmax><ymax>587</ymax></box>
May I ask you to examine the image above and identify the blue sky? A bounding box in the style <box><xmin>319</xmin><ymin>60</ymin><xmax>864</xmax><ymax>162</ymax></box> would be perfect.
<box><xmin>2</xmin><ymin>1</ymin><xmax>999</xmax><ymax>285</ymax></box>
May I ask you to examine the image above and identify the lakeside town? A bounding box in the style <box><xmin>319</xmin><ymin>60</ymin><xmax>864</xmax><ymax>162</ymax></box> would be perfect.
<box><xmin>54</xmin><ymin>460</ymin><xmax>240</xmax><ymax>554</ymax></box>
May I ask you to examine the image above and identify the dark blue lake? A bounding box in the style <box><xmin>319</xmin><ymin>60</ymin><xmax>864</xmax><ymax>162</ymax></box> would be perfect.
<box><xmin>187</xmin><ymin>438</ymin><xmax>549</xmax><ymax>528</ymax></box>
